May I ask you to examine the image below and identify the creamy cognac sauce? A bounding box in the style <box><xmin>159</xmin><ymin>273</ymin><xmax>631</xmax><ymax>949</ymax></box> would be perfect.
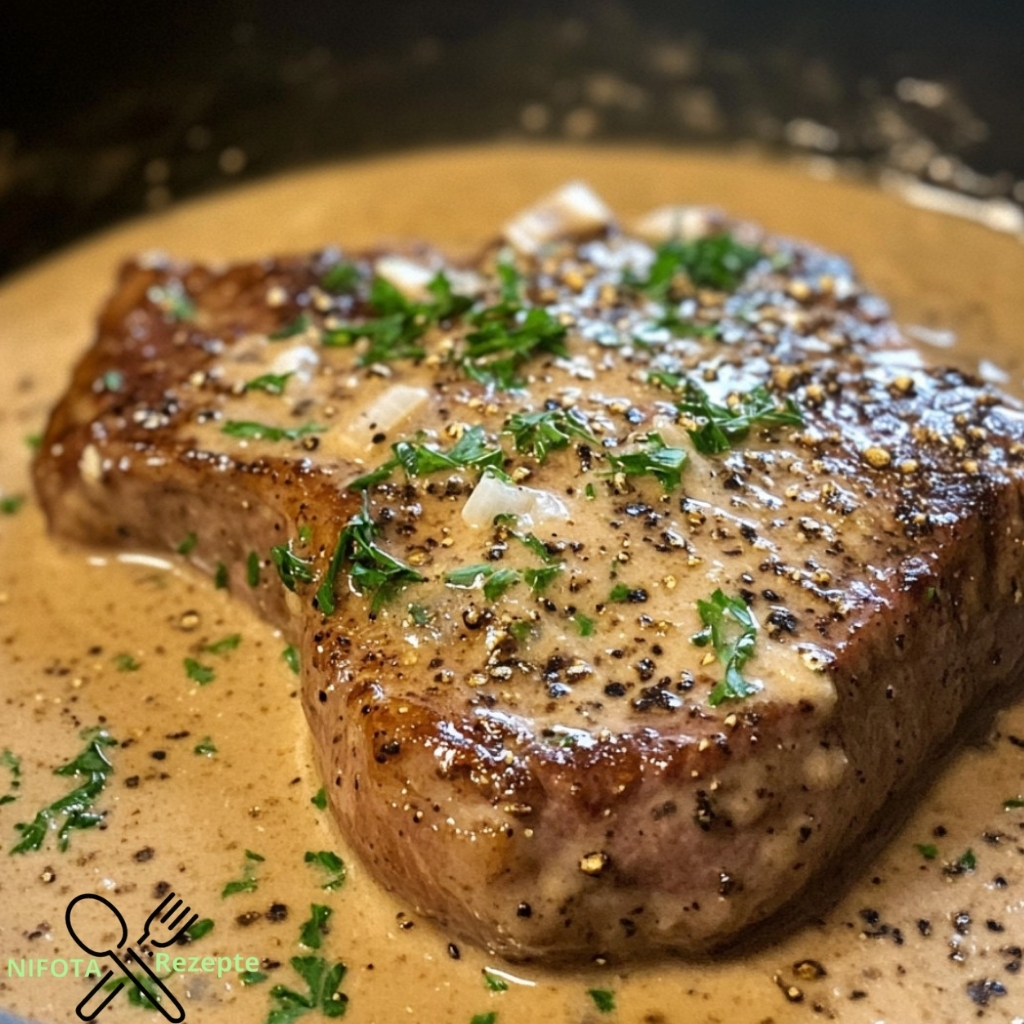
<box><xmin>2</xmin><ymin>144</ymin><xmax>1024</xmax><ymax>1024</ymax></box>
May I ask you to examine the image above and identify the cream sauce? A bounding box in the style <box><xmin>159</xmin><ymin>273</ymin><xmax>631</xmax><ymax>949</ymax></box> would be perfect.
<box><xmin>2</xmin><ymin>144</ymin><xmax>1024</xmax><ymax>1023</ymax></box>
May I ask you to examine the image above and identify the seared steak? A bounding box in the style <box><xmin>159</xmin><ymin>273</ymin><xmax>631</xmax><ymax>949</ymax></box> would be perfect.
<box><xmin>33</xmin><ymin>185</ymin><xmax>1024</xmax><ymax>960</ymax></box>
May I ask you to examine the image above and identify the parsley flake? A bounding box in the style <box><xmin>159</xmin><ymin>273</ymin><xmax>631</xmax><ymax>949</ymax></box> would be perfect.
<box><xmin>311</xmin><ymin>788</ymin><xmax>327</xmax><ymax>811</ymax></box>
<box><xmin>604</xmin><ymin>433</ymin><xmax>687</xmax><ymax>493</ymax></box>
<box><xmin>283</xmin><ymin>645</ymin><xmax>301</xmax><ymax>675</ymax></box>
<box><xmin>194</xmin><ymin>737</ymin><xmax>218</xmax><ymax>757</ymax></box>
<box><xmin>304</xmin><ymin>850</ymin><xmax>346</xmax><ymax>891</ymax></box>
<box><xmin>691</xmin><ymin>590</ymin><xmax>761</xmax><ymax>706</ymax></box>
<box><xmin>299</xmin><ymin>903</ymin><xmax>332</xmax><ymax>950</ymax></box>
<box><xmin>271</xmin><ymin>543</ymin><xmax>316</xmax><ymax>592</ymax></box>
<box><xmin>222</xmin><ymin>420</ymin><xmax>326</xmax><ymax>443</ymax></box>
<box><xmin>269</xmin><ymin>313</ymin><xmax>313</xmax><ymax>341</ymax></box>
<box><xmin>187</xmin><ymin>918</ymin><xmax>215</xmax><ymax>941</ymax></box>
<box><xmin>11</xmin><ymin>728</ymin><xmax>117</xmax><ymax>853</ymax></box>
<box><xmin>461</xmin><ymin>307</ymin><xmax>568</xmax><ymax>390</ymax></box>
<box><xmin>588</xmin><ymin>988</ymin><xmax>616</xmax><ymax>1013</ymax></box>
<box><xmin>0</xmin><ymin>494</ymin><xmax>26</xmax><ymax>515</ymax></box>
<box><xmin>677</xmin><ymin>380</ymin><xmax>804</xmax><ymax>455</ymax></box>
<box><xmin>245</xmin><ymin>372</ymin><xmax>294</xmax><ymax>395</ymax></box>
<box><xmin>0</xmin><ymin>749</ymin><xmax>22</xmax><ymax>807</ymax></box>
<box><xmin>203</xmin><ymin>634</ymin><xmax>242</xmax><ymax>656</ymax></box>
<box><xmin>184</xmin><ymin>657</ymin><xmax>215</xmax><ymax>685</ymax></box>
<box><xmin>214</xmin><ymin>562</ymin><xmax>229</xmax><ymax>589</ymax></box>
<box><xmin>316</xmin><ymin>495</ymin><xmax>423</xmax><ymax>616</ymax></box>
<box><xmin>222</xmin><ymin>850</ymin><xmax>264</xmax><ymax>897</ymax></box>
<box><xmin>483</xmin><ymin>971</ymin><xmax>509</xmax><ymax>992</ymax></box>
<box><xmin>635</xmin><ymin>233</ymin><xmax>761</xmax><ymax>295</ymax></box>
<box><xmin>914</xmin><ymin>842</ymin><xmax>938</xmax><ymax>860</ymax></box>
<box><xmin>504</xmin><ymin>408</ymin><xmax>595</xmax><ymax>463</ymax></box>
<box><xmin>114</xmin><ymin>653</ymin><xmax>140</xmax><ymax>672</ymax></box>
<box><xmin>176</xmin><ymin>531</ymin><xmax>198</xmax><ymax>555</ymax></box>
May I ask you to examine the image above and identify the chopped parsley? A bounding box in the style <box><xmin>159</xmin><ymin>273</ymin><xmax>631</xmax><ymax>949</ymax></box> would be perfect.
<box><xmin>176</xmin><ymin>531</ymin><xmax>198</xmax><ymax>555</ymax></box>
<box><xmin>604</xmin><ymin>433</ymin><xmax>687</xmax><ymax>493</ymax></box>
<box><xmin>203</xmin><ymin>633</ymin><xmax>242</xmax><ymax>656</ymax></box>
<box><xmin>304</xmin><ymin>850</ymin><xmax>346</xmax><ymax>891</ymax></box>
<box><xmin>193</xmin><ymin>737</ymin><xmax>218</xmax><ymax>757</ymax></box>
<box><xmin>483</xmin><ymin>971</ymin><xmax>509</xmax><ymax>992</ymax></box>
<box><xmin>0</xmin><ymin>749</ymin><xmax>22</xmax><ymax>807</ymax></box>
<box><xmin>573</xmin><ymin>612</ymin><xmax>596</xmax><ymax>637</ymax></box>
<box><xmin>299</xmin><ymin>903</ymin><xmax>332</xmax><ymax>950</ymax></box>
<box><xmin>320</xmin><ymin>261</ymin><xmax>361</xmax><ymax>294</ymax></box>
<box><xmin>445</xmin><ymin>562</ymin><xmax>561</xmax><ymax>601</ymax></box>
<box><xmin>1004</xmin><ymin>797</ymin><xmax>1024</xmax><ymax>809</ymax></box>
<box><xmin>222</xmin><ymin>849</ymin><xmax>264</xmax><ymax>897</ymax></box>
<box><xmin>245</xmin><ymin>372</ymin><xmax>294</xmax><ymax>395</ymax></box>
<box><xmin>184</xmin><ymin>657</ymin><xmax>215</xmax><ymax>685</ymax></box>
<box><xmin>349</xmin><ymin>426</ymin><xmax>503</xmax><ymax>491</ymax></box>
<box><xmin>264</xmin><ymin>952</ymin><xmax>347</xmax><ymax>1022</ymax></box>
<box><xmin>914</xmin><ymin>843</ymin><xmax>938</xmax><ymax>860</ymax></box>
<box><xmin>691</xmin><ymin>590</ymin><xmax>761</xmax><ymax>706</ymax></box>
<box><xmin>222</xmin><ymin>420</ymin><xmax>326</xmax><ymax>443</ymax></box>
<box><xmin>0</xmin><ymin>494</ymin><xmax>26</xmax><ymax>515</ymax></box>
<box><xmin>408</xmin><ymin>603</ymin><xmax>433</xmax><ymax>626</ymax></box>
<box><xmin>635</xmin><ymin>233</ymin><xmax>762</xmax><ymax>296</ymax></box>
<box><xmin>96</xmin><ymin>369</ymin><xmax>125</xmax><ymax>393</ymax></box>
<box><xmin>269</xmin><ymin>312</ymin><xmax>313</xmax><ymax>341</ymax></box>
<box><xmin>240</xmin><ymin>970</ymin><xmax>268</xmax><ymax>986</ymax></box>
<box><xmin>187</xmin><ymin>918</ymin><xmax>215</xmax><ymax>941</ymax></box>
<box><xmin>316</xmin><ymin>495</ymin><xmax>423</xmax><ymax>616</ymax></box>
<box><xmin>10</xmin><ymin>728</ymin><xmax>117</xmax><ymax>853</ymax></box>
<box><xmin>503</xmin><ymin>408</ymin><xmax>595</xmax><ymax>462</ymax></box>
<box><xmin>104</xmin><ymin>970</ymin><xmax>167</xmax><ymax>1010</ymax></box>
<box><xmin>271</xmin><ymin>543</ymin><xmax>316</xmax><ymax>592</ymax></box>
<box><xmin>311</xmin><ymin>787</ymin><xmax>327</xmax><ymax>811</ymax></box>
<box><xmin>461</xmin><ymin>307</ymin><xmax>568</xmax><ymax>390</ymax></box>
<box><xmin>114</xmin><ymin>652</ymin><xmax>140</xmax><ymax>672</ymax></box>
<box><xmin>470</xmin><ymin>1015</ymin><xmax>497</xmax><ymax>1024</ymax></box>
<box><xmin>588</xmin><ymin>988</ymin><xmax>616</xmax><ymax>1013</ymax></box>
<box><xmin>956</xmin><ymin>848</ymin><xmax>977</xmax><ymax>872</ymax></box>
<box><xmin>214</xmin><ymin>562</ymin><xmax>229</xmax><ymax>589</ymax></box>
<box><xmin>283</xmin><ymin>645</ymin><xmax>301</xmax><ymax>675</ymax></box>
<box><xmin>247</xmin><ymin>551</ymin><xmax>261</xmax><ymax>587</ymax></box>
<box><xmin>323</xmin><ymin>272</ymin><xmax>472</xmax><ymax>366</ymax></box>
<box><xmin>677</xmin><ymin>381</ymin><xmax>804</xmax><ymax>455</ymax></box>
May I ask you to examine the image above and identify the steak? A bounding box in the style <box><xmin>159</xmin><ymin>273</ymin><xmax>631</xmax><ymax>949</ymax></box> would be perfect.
<box><xmin>33</xmin><ymin>184</ymin><xmax>1024</xmax><ymax>961</ymax></box>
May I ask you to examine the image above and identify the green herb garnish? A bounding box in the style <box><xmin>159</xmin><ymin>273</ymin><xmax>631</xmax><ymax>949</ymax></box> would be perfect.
<box><xmin>349</xmin><ymin>426</ymin><xmax>503</xmax><ymax>491</ymax></box>
<box><xmin>304</xmin><ymin>851</ymin><xmax>346</xmax><ymax>891</ymax></box>
<box><xmin>483</xmin><ymin>971</ymin><xmax>509</xmax><ymax>993</ymax></box>
<box><xmin>1</xmin><ymin>494</ymin><xmax>26</xmax><ymax>515</ymax></box>
<box><xmin>0</xmin><ymin>749</ymin><xmax>22</xmax><ymax>807</ymax></box>
<box><xmin>247</xmin><ymin>551</ymin><xmax>261</xmax><ymax>587</ymax></box>
<box><xmin>148</xmin><ymin>282</ymin><xmax>196</xmax><ymax>321</ymax></box>
<box><xmin>635</xmin><ymin>234</ymin><xmax>761</xmax><ymax>295</ymax></box>
<box><xmin>10</xmin><ymin>728</ymin><xmax>117</xmax><ymax>853</ymax></box>
<box><xmin>271</xmin><ymin>543</ymin><xmax>316</xmax><ymax>592</ymax></box>
<box><xmin>240</xmin><ymin>970</ymin><xmax>268</xmax><ymax>986</ymax></box>
<box><xmin>194</xmin><ymin>737</ymin><xmax>218</xmax><ymax>757</ymax></box>
<box><xmin>677</xmin><ymin>380</ymin><xmax>804</xmax><ymax>455</ymax></box>
<box><xmin>187</xmin><ymin>918</ymin><xmax>215</xmax><ymax>941</ymax></box>
<box><xmin>588</xmin><ymin>988</ymin><xmax>616</xmax><ymax>1013</ymax></box>
<box><xmin>265</xmin><ymin>953</ymin><xmax>347</xmax><ymax>1022</ymax></box>
<box><xmin>245</xmin><ymin>372</ymin><xmax>294</xmax><ymax>395</ymax></box>
<box><xmin>104</xmin><ymin>970</ymin><xmax>167</xmax><ymax>1010</ymax></box>
<box><xmin>320</xmin><ymin>261</ymin><xmax>361</xmax><ymax>294</ymax></box>
<box><xmin>283</xmin><ymin>645</ymin><xmax>301</xmax><ymax>675</ymax></box>
<box><xmin>604</xmin><ymin>433</ymin><xmax>687</xmax><ymax>493</ymax></box>
<box><xmin>408</xmin><ymin>603</ymin><xmax>433</xmax><ymax>626</ymax></box>
<box><xmin>323</xmin><ymin>272</ymin><xmax>471</xmax><ymax>366</ymax></box>
<box><xmin>299</xmin><ymin>903</ymin><xmax>332</xmax><ymax>950</ymax></box>
<box><xmin>461</xmin><ymin>307</ymin><xmax>568</xmax><ymax>390</ymax></box>
<box><xmin>97</xmin><ymin>369</ymin><xmax>125</xmax><ymax>393</ymax></box>
<box><xmin>270</xmin><ymin>313</ymin><xmax>313</xmax><ymax>341</ymax></box>
<box><xmin>914</xmin><ymin>843</ymin><xmax>938</xmax><ymax>860</ymax></box>
<box><xmin>503</xmin><ymin>408</ymin><xmax>595</xmax><ymax>463</ymax></box>
<box><xmin>222</xmin><ymin>420</ymin><xmax>325</xmax><ymax>443</ymax></box>
<box><xmin>176</xmin><ymin>532</ymin><xmax>198</xmax><ymax>555</ymax></box>
<box><xmin>573</xmin><ymin>612</ymin><xmax>596</xmax><ymax>637</ymax></box>
<box><xmin>114</xmin><ymin>653</ymin><xmax>140</xmax><ymax>672</ymax></box>
<box><xmin>184</xmin><ymin>657</ymin><xmax>215</xmax><ymax>685</ymax></box>
<box><xmin>203</xmin><ymin>634</ymin><xmax>242</xmax><ymax>656</ymax></box>
<box><xmin>956</xmin><ymin>848</ymin><xmax>977</xmax><ymax>871</ymax></box>
<box><xmin>1004</xmin><ymin>797</ymin><xmax>1024</xmax><ymax>809</ymax></box>
<box><xmin>316</xmin><ymin>495</ymin><xmax>423</xmax><ymax>616</ymax></box>
<box><xmin>214</xmin><ymin>562</ymin><xmax>229</xmax><ymax>589</ymax></box>
<box><xmin>311</xmin><ymin>787</ymin><xmax>327</xmax><ymax>811</ymax></box>
<box><xmin>222</xmin><ymin>849</ymin><xmax>264</xmax><ymax>897</ymax></box>
<box><xmin>691</xmin><ymin>590</ymin><xmax>761</xmax><ymax>706</ymax></box>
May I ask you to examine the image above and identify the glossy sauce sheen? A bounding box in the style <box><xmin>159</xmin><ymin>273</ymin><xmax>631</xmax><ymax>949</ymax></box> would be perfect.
<box><xmin>2</xmin><ymin>145</ymin><xmax>1024</xmax><ymax>1023</ymax></box>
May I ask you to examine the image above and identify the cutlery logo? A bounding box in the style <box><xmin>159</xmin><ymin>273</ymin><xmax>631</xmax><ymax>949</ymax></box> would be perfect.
<box><xmin>65</xmin><ymin>891</ymin><xmax>198</xmax><ymax>1022</ymax></box>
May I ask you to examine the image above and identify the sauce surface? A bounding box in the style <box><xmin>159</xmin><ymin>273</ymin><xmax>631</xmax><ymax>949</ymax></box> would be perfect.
<box><xmin>2</xmin><ymin>143</ymin><xmax>1024</xmax><ymax>1024</ymax></box>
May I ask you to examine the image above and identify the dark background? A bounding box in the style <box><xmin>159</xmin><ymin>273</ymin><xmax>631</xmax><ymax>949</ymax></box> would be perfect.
<box><xmin>2</xmin><ymin>0</ymin><xmax>1022</xmax><ymax>279</ymax></box>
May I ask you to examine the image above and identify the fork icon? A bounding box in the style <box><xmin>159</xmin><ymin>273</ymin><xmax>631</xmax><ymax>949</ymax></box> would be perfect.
<box><xmin>136</xmin><ymin>892</ymin><xmax>199</xmax><ymax>948</ymax></box>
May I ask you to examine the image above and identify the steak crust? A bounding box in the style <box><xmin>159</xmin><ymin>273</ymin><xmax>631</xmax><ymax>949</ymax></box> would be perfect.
<box><xmin>33</xmin><ymin>187</ymin><xmax>1024</xmax><ymax>960</ymax></box>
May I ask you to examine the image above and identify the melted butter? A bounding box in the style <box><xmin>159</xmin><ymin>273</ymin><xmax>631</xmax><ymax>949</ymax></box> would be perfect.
<box><xmin>2</xmin><ymin>144</ymin><xmax>1024</xmax><ymax>1023</ymax></box>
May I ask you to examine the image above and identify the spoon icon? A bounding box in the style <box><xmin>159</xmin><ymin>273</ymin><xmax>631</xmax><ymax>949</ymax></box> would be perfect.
<box><xmin>65</xmin><ymin>893</ymin><xmax>186</xmax><ymax>1023</ymax></box>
